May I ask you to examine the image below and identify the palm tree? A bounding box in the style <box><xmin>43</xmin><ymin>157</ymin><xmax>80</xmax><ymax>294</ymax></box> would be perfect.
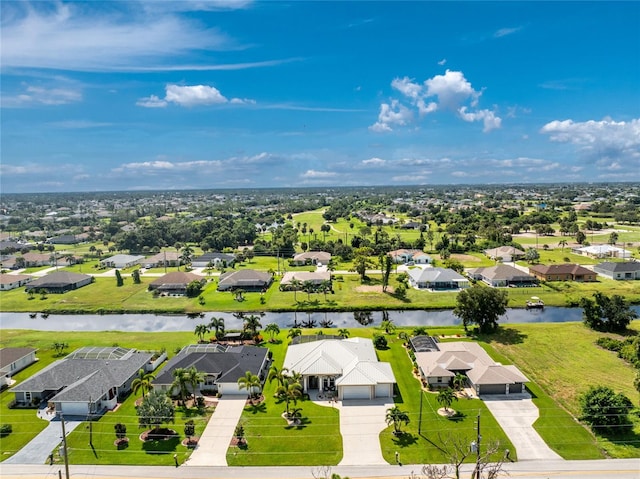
<box><xmin>276</xmin><ymin>377</ymin><xmax>303</xmax><ymax>416</ymax></box>
<box><xmin>452</xmin><ymin>373</ymin><xmax>466</xmax><ymax>392</ymax></box>
<box><xmin>186</xmin><ymin>366</ymin><xmax>204</xmax><ymax>402</ymax></box>
<box><xmin>385</xmin><ymin>406</ymin><xmax>410</xmax><ymax>435</ymax></box>
<box><xmin>171</xmin><ymin>368</ymin><xmax>190</xmax><ymax>405</ymax></box>
<box><xmin>264</xmin><ymin>323</ymin><xmax>280</xmax><ymax>342</ymax></box>
<box><xmin>238</xmin><ymin>371</ymin><xmax>262</xmax><ymax>401</ymax></box>
<box><xmin>194</xmin><ymin>323</ymin><xmax>210</xmax><ymax>342</ymax></box>
<box><xmin>319</xmin><ymin>279</ymin><xmax>332</xmax><ymax>300</ymax></box>
<box><xmin>338</xmin><ymin>328</ymin><xmax>350</xmax><ymax>338</ymax></box>
<box><xmin>287</xmin><ymin>328</ymin><xmax>302</xmax><ymax>341</ymax></box>
<box><xmin>558</xmin><ymin>239</ymin><xmax>568</xmax><ymax>252</ymax></box>
<box><xmin>209</xmin><ymin>316</ymin><xmax>225</xmax><ymax>340</ymax></box>
<box><xmin>243</xmin><ymin>314</ymin><xmax>262</xmax><ymax>339</ymax></box>
<box><xmin>380</xmin><ymin>318</ymin><xmax>396</xmax><ymax>335</ymax></box>
<box><xmin>180</xmin><ymin>245</ymin><xmax>194</xmax><ymax>269</ymax></box>
<box><xmin>290</xmin><ymin>277</ymin><xmax>302</xmax><ymax>302</ymax></box>
<box><xmin>268</xmin><ymin>365</ymin><xmax>289</xmax><ymax>388</ymax></box>
<box><xmin>302</xmin><ymin>280</ymin><xmax>315</xmax><ymax>301</ymax></box>
<box><xmin>132</xmin><ymin>369</ymin><xmax>155</xmax><ymax>398</ymax></box>
<box><xmin>437</xmin><ymin>387</ymin><xmax>457</xmax><ymax>413</ymax></box>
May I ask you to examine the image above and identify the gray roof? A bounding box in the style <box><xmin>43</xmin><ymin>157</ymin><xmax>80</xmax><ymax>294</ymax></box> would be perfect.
<box><xmin>13</xmin><ymin>347</ymin><xmax>152</xmax><ymax>402</ymax></box>
<box><xmin>409</xmin><ymin>267</ymin><xmax>466</xmax><ymax>283</ymax></box>
<box><xmin>25</xmin><ymin>271</ymin><xmax>91</xmax><ymax>289</ymax></box>
<box><xmin>153</xmin><ymin>345</ymin><xmax>268</xmax><ymax>385</ymax></box>
<box><xmin>594</xmin><ymin>261</ymin><xmax>640</xmax><ymax>273</ymax></box>
<box><xmin>0</xmin><ymin>348</ymin><xmax>36</xmax><ymax>371</ymax></box>
<box><xmin>218</xmin><ymin>269</ymin><xmax>272</xmax><ymax>289</ymax></box>
<box><xmin>469</xmin><ymin>264</ymin><xmax>534</xmax><ymax>281</ymax></box>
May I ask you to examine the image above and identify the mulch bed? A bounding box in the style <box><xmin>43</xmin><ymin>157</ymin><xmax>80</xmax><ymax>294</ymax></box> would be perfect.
<box><xmin>181</xmin><ymin>437</ymin><xmax>199</xmax><ymax>448</ymax></box>
<box><xmin>139</xmin><ymin>428</ymin><xmax>178</xmax><ymax>442</ymax></box>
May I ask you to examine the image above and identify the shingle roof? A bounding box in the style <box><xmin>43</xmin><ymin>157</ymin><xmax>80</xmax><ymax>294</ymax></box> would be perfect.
<box><xmin>594</xmin><ymin>262</ymin><xmax>640</xmax><ymax>273</ymax></box>
<box><xmin>26</xmin><ymin>271</ymin><xmax>91</xmax><ymax>288</ymax></box>
<box><xmin>529</xmin><ymin>264</ymin><xmax>593</xmax><ymax>276</ymax></box>
<box><xmin>150</xmin><ymin>271</ymin><xmax>205</xmax><ymax>287</ymax></box>
<box><xmin>409</xmin><ymin>267</ymin><xmax>466</xmax><ymax>283</ymax></box>
<box><xmin>0</xmin><ymin>348</ymin><xmax>36</xmax><ymax>371</ymax></box>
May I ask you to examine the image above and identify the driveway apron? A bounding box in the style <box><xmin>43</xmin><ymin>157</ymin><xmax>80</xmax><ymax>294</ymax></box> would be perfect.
<box><xmin>483</xmin><ymin>394</ymin><xmax>562</xmax><ymax>461</ymax></box>
<box><xmin>4</xmin><ymin>417</ymin><xmax>82</xmax><ymax>465</ymax></box>
<box><xmin>185</xmin><ymin>397</ymin><xmax>247</xmax><ymax>467</ymax></box>
<box><xmin>337</xmin><ymin>399</ymin><xmax>393</xmax><ymax>466</ymax></box>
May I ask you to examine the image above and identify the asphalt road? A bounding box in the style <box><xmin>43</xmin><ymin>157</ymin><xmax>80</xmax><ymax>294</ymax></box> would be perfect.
<box><xmin>1</xmin><ymin>459</ymin><xmax>639</xmax><ymax>479</ymax></box>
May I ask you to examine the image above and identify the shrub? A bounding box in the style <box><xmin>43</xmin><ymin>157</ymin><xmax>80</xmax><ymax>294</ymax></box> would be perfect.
<box><xmin>580</xmin><ymin>385</ymin><xmax>633</xmax><ymax>435</ymax></box>
<box><xmin>0</xmin><ymin>424</ymin><xmax>12</xmax><ymax>437</ymax></box>
<box><xmin>595</xmin><ymin>337</ymin><xmax>624</xmax><ymax>352</ymax></box>
<box><xmin>373</xmin><ymin>334</ymin><xmax>388</xmax><ymax>349</ymax></box>
<box><xmin>114</xmin><ymin>423</ymin><xmax>127</xmax><ymax>439</ymax></box>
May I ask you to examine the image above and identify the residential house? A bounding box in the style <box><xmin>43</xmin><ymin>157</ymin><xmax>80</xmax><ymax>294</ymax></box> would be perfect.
<box><xmin>152</xmin><ymin>344</ymin><xmax>270</xmax><ymax>396</ymax></box>
<box><xmin>413</xmin><ymin>339</ymin><xmax>528</xmax><ymax>395</ymax></box>
<box><xmin>280</xmin><ymin>271</ymin><xmax>331</xmax><ymax>290</ymax></box>
<box><xmin>100</xmin><ymin>254</ymin><xmax>145</xmax><ymax>269</ymax></box>
<box><xmin>593</xmin><ymin>262</ymin><xmax>640</xmax><ymax>280</ymax></box>
<box><xmin>0</xmin><ymin>241</ymin><xmax>32</xmax><ymax>253</ymax></box>
<box><xmin>467</xmin><ymin>265</ymin><xmax>537</xmax><ymax>287</ymax></box>
<box><xmin>148</xmin><ymin>271</ymin><xmax>206</xmax><ymax>296</ymax></box>
<box><xmin>408</xmin><ymin>267</ymin><xmax>469</xmax><ymax>290</ymax></box>
<box><xmin>400</xmin><ymin>221</ymin><xmax>423</xmax><ymax>230</ymax></box>
<box><xmin>388</xmin><ymin>249</ymin><xmax>432</xmax><ymax>264</ymax></box>
<box><xmin>21</xmin><ymin>252</ymin><xmax>55</xmax><ymax>267</ymax></box>
<box><xmin>283</xmin><ymin>337</ymin><xmax>396</xmax><ymax>400</ymax></box>
<box><xmin>47</xmin><ymin>234</ymin><xmax>79</xmax><ymax>245</ymax></box>
<box><xmin>25</xmin><ymin>272</ymin><xmax>93</xmax><ymax>293</ymax></box>
<box><xmin>0</xmin><ymin>273</ymin><xmax>33</xmax><ymax>291</ymax></box>
<box><xmin>572</xmin><ymin>244</ymin><xmax>632</xmax><ymax>259</ymax></box>
<box><xmin>12</xmin><ymin>347</ymin><xmax>154</xmax><ymax>416</ymax></box>
<box><xmin>143</xmin><ymin>251</ymin><xmax>181</xmax><ymax>268</ymax></box>
<box><xmin>191</xmin><ymin>252</ymin><xmax>236</xmax><ymax>268</ymax></box>
<box><xmin>291</xmin><ymin>251</ymin><xmax>332</xmax><ymax>266</ymax></box>
<box><xmin>528</xmin><ymin>264</ymin><xmax>596</xmax><ymax>282</ymax></box>
<box><xmin>217</xmin><ymin>269</ymin><xmax>273</xmax><ymax>291</ymax></box>
<box><xmin>484</xmin><ymin>246</ymin><xmax>525</xmax><ymax>263</ymax></box>
<box><xmin>0</xmin><ymin>348</ymin><xmax>37</xmax><ymax>387</ymax></box>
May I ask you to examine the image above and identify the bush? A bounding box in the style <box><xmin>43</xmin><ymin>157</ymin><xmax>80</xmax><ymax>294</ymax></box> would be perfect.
<box><xmin>579</xmin><ymin>385</ymin><xmax>633</xmax><ymax>435</ymax></box>
<box><xmin>0</xmin><ymin>424</ymin><xmax>12</xmax><ymax>437</ymax></box>
<box><xmin>595</xmin><ymin>337</ymin><xmax>624</xmax><ymax>352</ymax></box>
<box><xmin>373</xmin><ymin>334</ymin><xmax>388</xmax><ymax>350</ymax></box>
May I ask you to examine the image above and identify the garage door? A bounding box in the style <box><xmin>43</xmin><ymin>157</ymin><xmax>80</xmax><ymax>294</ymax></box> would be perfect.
<box><xmin>342</xmin><ymin>386</ymin><xmax>370</xmax><ymax>400</ymax></box>
<box><xmin>375</xmin><ymin>383</ymin><xmax>391</xmax><ymax>398</ymax></box>
<box><xmin>219</xmin><ymin>382</ymin><xmax>245</xmax><ymax>395</ymax></box>
<box><xmin>60</xmin><ymin>402</ymin><xmax>89</xmax><ymax>416</ymax></box>
<box><xmin>479</xmin><ymin>384</ymin><xmax>506</xmax><ymax>395</ymax></box>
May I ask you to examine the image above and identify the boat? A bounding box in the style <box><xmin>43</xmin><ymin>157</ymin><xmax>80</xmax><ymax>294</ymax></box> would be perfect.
<box><xmin>526</xmin><ymin>296</ymin><xmax>544</xmax><ymax>309</ymax></box>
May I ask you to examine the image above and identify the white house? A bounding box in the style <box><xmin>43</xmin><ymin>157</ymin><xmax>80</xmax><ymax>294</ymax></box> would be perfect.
<box><xmin>0</xmin><ymin>348</ymin><xmax>38</xmax><ymax>387</ymax></box>
<box><xmin>283</xmin><ymin>337</ymin><xmax>396</xmax><ymax>400</ymax></box>
<box><xmin>0</xmin><ymin>274</ymin><xmax>33</xmax><ymax>291</ymax></box>
<box><xmin>572</xmin><ymin>244</ymin><xmax>631</xmax><ymax>259</ymax></box>
<box><xmin>100</xmin><ymin>254</ymin><xmax>145</xmax><ymax>269</ymax></box>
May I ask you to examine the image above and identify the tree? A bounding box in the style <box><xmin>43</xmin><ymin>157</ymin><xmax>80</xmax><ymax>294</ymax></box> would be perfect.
<box><xmin>319</xmin><ymin>279</ymin><xmax>333</xmax><ymax>300</ymax></box>
<box><xmin>194</xmin><ymin>323</ymin><xmax>210</xmax><ymax>342</ymax></box>
<box><xmin>436</xmin><ymin>388</ymin><xmax>457</xmax><ymax>413</ymax></box>
<box><xmin>580</xmin><ymin>292</ymin><xmax>637</xmax><ymax>332</ymax></box>
<box><xmin>234</xmin><ymin>422</ymin><xmax>246</xmax><ymax>446</ymax></box>
<box><xmin>289</xmin><ymin>277</ymin><xmax>302</xmax><ymax>302</ymax></box>
<box><xmin>287</xmin><ymin>328</ymin><xmax>302</xmax><ymax>341</ymax></box>
<box><xmin>264</xmin><ymin>323</ymin><xmax>280</xmax><ymax>342</ymax></box>
<box><xmin>381</xmin><ymin>254</ymin><xmax>393</xmax><ymax>292</ymax></box>
<box><xmin>115</xmin><ymin>269</ymin><xmax>124</xmax><ymax>287</ymax></box>
<box><xmin>114</xmin><ymin>422</ymin><xmax>127</xmax><ymax>440</ymax></box>
<box><xmin>558</xmin><ymin>239</ymin><xmax>568</xmax><ymax>252</ymax></box>
<box><xmin>238</xmin><ymin>371</ymin><xmax>262</xmax><ymax>401</ymax></box>
<box><xmin>385</xmin><ymin>406</ymin><xmax>410</xmax><ymax>435</ymax></box>
<box><xmin>380</xmin><ymin>318</ymin><xmax>396</xmax><ymax>335</ymax></box>
<box><xmin>186</xmin><ymin>366</ymin><xmax>203</xmax><ymax>401</ymax></box>
<box><xmin>52</xmin><ymin>342</ymin><xmax>68</xmax><ymax>357</ymax></box>
<box><xmin>525</xmin><ymin>247</ymin><xmax>540</xmax><ymax>264</ymax></box>
<box><xmin>453</xmin><ymin>286</ymin><xmax>508</xmax><ymax>333</ymax></box>
<box><xmin>580</xmin><ymin>385</ymin><xmax>633</xmax><ymax>435</ymax></box>
<box><xmin>576</xmin><ymin>230</ymin><xmax>587</xmax><ymax>244</ymax></box>
<box><xmin>268</xmin><ymin>365</ymin><xmax>290</xmax><ymax>388</ymax></box>
<box><xmin>132</xmin><ymin>369</ymin><xmax>155</xmax><ymax>398</ymax></box>
<box><xmin>276</xmin><ymin>376</ymin><xmax>303</xmax><ymax>416</ymax></box>
<box><xmin>209</xmin><ymin>316</ymin><xmax>225</xmax><ymax>340</ymax></box>
<box><xmin>131</xmin><ymin>269</ymin><xmax>141</xmax><ymax>284</ymax></box>
<box><xmin>452</xmin><ymin>373</ymin><xmax>466</xmax><ymax>392</ymax></box>
<box><xmin>373</xmin><ymin>334</ymin><xmax>388</xmax><ymax>349</ymax></box>
<box><xmin>137</xmin><ymin>389</ymin><xmax>175</xmax><ymax>432</ymax></box>
<box><xmin>243</xmin><ymin>314</ymin><xmax>262</xmax><ymax>339</ymax></box>
<box><xmin>183</xmin><ymin>419</ymin><xmax>195</xmax><ymax>444</ymax></box>
<box><xmin>608</xmin><ymin>231</ymin><xmax>619</xmax><ymax>246</ymax></box>
<box><xmin>338</xmin><ymin>328</ymin><xmax>350</xmax><ymax>338</ymax></box>
<box><xmin>302</xmin><ymin>280</ymin><xmax>315</xmax><ymax>301</ymax></box>
<box><xmin>185</xmin><ymin>280</ymin><xmax>204</xmax><ymax>298</ymax></box>
<box><xmin>180</xmin><ymin>245</ymin><xmax>194</xmax><ymax>268</ymax></box>
<box><xmin>170</xmin><ymin>368</ymin><xmax>191</xmax><ymax>405</ymax></box>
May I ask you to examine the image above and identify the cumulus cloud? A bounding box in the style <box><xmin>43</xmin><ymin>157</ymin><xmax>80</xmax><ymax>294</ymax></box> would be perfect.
<box><xmin>361</xmin><ymin>157</ymin><xmax>386</xmax><ymax>166</ymax></box>
<box><xmin>371</xmin><ymin>70</ymin><xmax>501</xmax><ymax>132</ymax></box>
<box><xmin>540</xmin><ymin>118</ymin><xmax>640</xmax><ymax>168</ymax></box>
<box><xmin>137</xmin><ymin>84</ymin><xmax>254</xmax><ymax>108</ymax></box>
<box><xmin>2</xmin><ymin>85</ymin><xmax>82</xmax><ymax>107</ymax></box>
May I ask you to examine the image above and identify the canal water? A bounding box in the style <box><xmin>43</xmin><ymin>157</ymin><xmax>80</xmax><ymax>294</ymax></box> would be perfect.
<box><xmin>3</xmin><ymin>306</ymin><xmax>637</xmax><ymax>332</ymax></box>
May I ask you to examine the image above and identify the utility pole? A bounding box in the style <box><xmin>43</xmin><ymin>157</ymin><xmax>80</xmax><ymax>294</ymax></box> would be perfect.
<box><xmin>418</xmin><ymin>389</ymin><xmax>423</xmax><ymax>435</ymax></box>
<box><xmin>472</xmin><ymin>411</ymin><xmax>481</xmax><ymax>479</ymax></box>
<box><xmin>59</xmin><ymin>413</ymin><xmax>70</xmax><ymax>479</ymax></box>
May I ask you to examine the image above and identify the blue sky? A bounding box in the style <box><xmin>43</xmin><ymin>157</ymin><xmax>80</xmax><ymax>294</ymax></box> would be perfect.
<box><xmin>1</xmin><ymin>1</ymin><xmax>639</xmax><ymax>193</ymax></box>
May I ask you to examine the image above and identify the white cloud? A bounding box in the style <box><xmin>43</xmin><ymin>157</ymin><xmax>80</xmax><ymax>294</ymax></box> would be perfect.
<box><xmin>362</xmin><ymin>157</ymin><xmax>386</xmax><ymax>166</ymax></box>
<box><xmin>138</xmin><ymin>84</ymin><xmax>254</xmax><ymax>108</ymax></box>
<box><xmin>494</xmin><ymin>26</ymin><xmax>522</xmax><ymax>38</ymax></box>
<box><xmin>2</xmin><ymin>85</ymin><xmax>82</xmax><ymax>107</ymax></box>
<box><xmin>371</xmin><ymin>70</ymin><xmax>501</xmax><ymax>133</ymax></box>
<box><xmin>438</xmin><ymin>59</ymin><xmax>447</xmax><ymax>66</ymax></box>
<box><xmin>300</xmin><ymin>170</ymin><xmax>337</xmax><ymax>179</ymax></box>
<box><xmin>369</xmin><ymin>100</ymin><xmax>412</xmax><ymax>132</ymax></box>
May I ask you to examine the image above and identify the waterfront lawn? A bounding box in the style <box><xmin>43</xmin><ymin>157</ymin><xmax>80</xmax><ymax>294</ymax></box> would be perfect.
<box><xmin>228</xmin><ymin>330</ymin><xmax>342</xmax><ymax>466</ymax></box>
<box><xmin>481</xmin><ymin>321</ymin><xmax>640</xmax><ymax>458</ymax></box>
<box><xmin>376</xmin><ymin>333</ymin><xmax>514</xmax><ymax>465</ymax></box>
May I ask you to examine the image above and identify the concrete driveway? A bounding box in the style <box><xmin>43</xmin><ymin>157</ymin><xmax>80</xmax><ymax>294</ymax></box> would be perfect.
<box><xmin>4</xmin><ymin>416</ymin><xmax>83</xmax><ymax>465</ymax></box>
<box><xmin>333</xmin><ymin>398</ymin><xmax>394</xmax><ymax>466</ymax></box>
<box><xmin>482</xmin><ymin>394</ymin><xmax>561</xmax><ymax>461</ymax></box>
<box><xmin>185</xmin><ymin>397</ymin><xmax>247</xmax><ymax>467</ymax></box>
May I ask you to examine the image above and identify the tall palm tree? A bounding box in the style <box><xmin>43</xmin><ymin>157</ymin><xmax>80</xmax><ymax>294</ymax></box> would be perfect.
<box><xmin>194</xmin><ymin>323</ymin><xmax>210</xmax><ymax>342</ymax></box>
<box><xmin>558</xmin><ymin>239</ymin><xmax>568</xmax><ymax>252</ymax></box>
<box><xmin>171</xmin><ymin>368</ymin><xmax>190</xmax><ymax>405</ymax></box>
<box><xmin>131</xmin><ymin>369</ymin><xmax>155</xmax><ymax>398</ymax></box>
<box><xmin>385</xmin><ymin>406</ymin><xmax>410</xmax><ymax>435</ymax></box>
<box><xmin>289</xmin><ymin>278</ymin><xmax>302</xmax><ymax>302</ymax></box>
<box><xmin>276</xmin><ymin>377</ymin><xmax>303</xmax><ymax>416</ymax></box>
<box><xmin>243</xmin><ymin>314</ymin><xmax>262</xmax><ymax>339</ymax></box>
<box><xmin>209</xmin><ymin>316</ymin><xmax>225</xmax><ymax>340</ymax></box>
<box><xmin>264</xmin><ymin>323</ymin><xmax>280</xmax><ymax>342</ymax></box>
<box><xmin>302</xmin><ymin>280</ymin><xmax>315</xmax><ymax>301</ymax></box>
<box><xmin>437</xmin><ymin>387</ymin><xmax>457</xmax><ymax>413</ymax></box>
<box><xmin>268</xmin><ymin>365</ymin><xmax>289</xmax><ymax>388</ymax></box>
<box><xmin>237</xmin><ymin>371</ymin><xmax>262</xmax><ymax>400</ymax></box>
<box><xmin>319</xmin><ymin>279</ymin><xmax>332</xmax><ymax>301</ymax></box>
<box><xmin>186</xmin><ymin>366</ymin><xmax>204</xmax><ymax>401</ymax></box>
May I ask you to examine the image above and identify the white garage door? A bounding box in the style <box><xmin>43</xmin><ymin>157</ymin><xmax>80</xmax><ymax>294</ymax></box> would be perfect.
<box><xmin>219</xmin><ymin>382</ymin><xmax>246</xmax><ymax>395</ymax></box>
<box><xmin>375</xmin><ymin>383</ymin><xmax>391</xmax><ymax>398</ymax></box>
<box><xmin>342</xmin><ymin>385</ymin><xmax>370</xmax><ymax>400</ymax></box>
<box><xmin>60</xmin><ymin>402</ymin><xmax>89</xmax><ymax>416</ymax></box>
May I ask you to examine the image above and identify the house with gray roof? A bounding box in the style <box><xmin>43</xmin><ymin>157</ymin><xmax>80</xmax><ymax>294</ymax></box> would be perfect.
<box><xmin>12</xmin><ymin>347</ymin><xmax>154</xmax><ymax>416</ymax></box>
<box><xmin>217</xmin><ymin>269</ymin><xmax>273</xmax><ymax>291</ymax></box>
<box><xmin>100</xmin><ymin>254</ymin><xmax>144</xmax><ymax>269</ymax></box>
<box><xmin>191</xmin><ymin>252</ymin><xmax>236</xmax><ymax>268</ymax></box>
<box><xmin>484</xmin><ymin>246</ymin><xmax>525</xmax><ymax>263</ymax></box>
<box><xmin>413</xmin><ymin>339</ymin><xmax>528</xmax><ymax>395</ymax></box>
<box><xmin>408</xmin><ymin>267</ymin><xmax>469</xmax><ymax>290</ymax></box>
<box><xmin>148</xmin><ymin>271</ymin><xmax>206</xmax><ymax>296</ymax></box>
<box><xmin>467</xmin><ymin>264</ymin><xmax>537</xmax><ymax>287</ymax></box>
<box><xmin>593</xmin><ymin>261</ymin><xmax>640</xmax><ymax>280</ymax></box>
<box><xmin>0</xmin><ymin>273</ymin><xmax>33</xmax><ymax>291</ymax></box>
<box><xmin>143</xmin><ymin>251</ymin><xmax>180</xmax><ymax>268</ymax></box>
<box><xmin>0</xmin><ymin>348</ymin><xmax>37</xmax><ymax>387</ymax></box>
<box><xmin>153</xmin><ymin>344</ymin><xmax>269</xmax><ymax>396</ymax></box>
<box><xmin>291</xmin><ymin>251</ymin><xmax>332</xmax><ymax>266</ymax></box>
<box><xmin>283</xmin><ymin>337</ymin><xmax>396</xmax><ymax>400</ymax></box>
<box><xmin>25</xmin><ymin>271</ymin><xmax>93</xmax><ymax>293</ymax></box>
